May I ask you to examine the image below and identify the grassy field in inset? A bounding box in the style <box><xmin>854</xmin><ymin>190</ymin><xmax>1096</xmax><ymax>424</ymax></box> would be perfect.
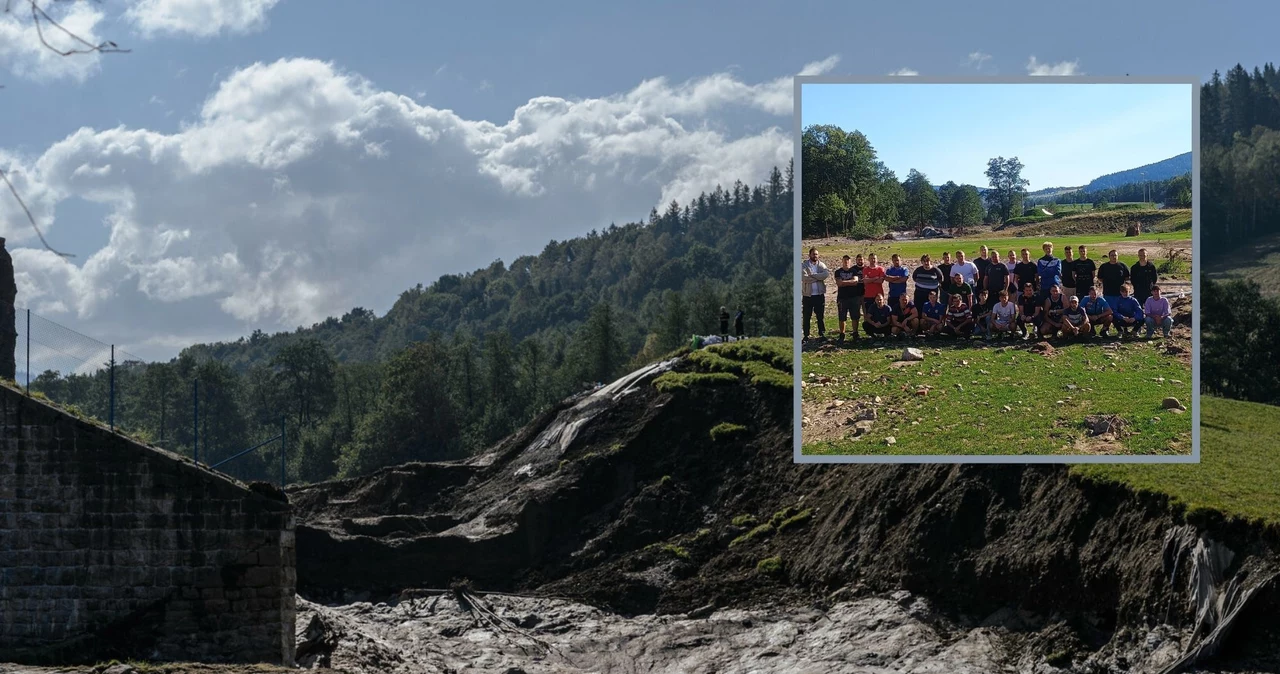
<box><xmin>1204</xmin><ymin>232</ymin><xmax>1280</xmax><ymax>297</ymax></box>
<box><xmin>800</xmin><ymin>335</ymin><xmax>1192</xmax><ymax>456</ymax></box>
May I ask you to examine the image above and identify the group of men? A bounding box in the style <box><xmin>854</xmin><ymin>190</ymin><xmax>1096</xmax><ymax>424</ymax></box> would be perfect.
<box><xmin>800</xmin><ymin>242</ymin><xmax>1176</xmax><ymax>342</ymax></box>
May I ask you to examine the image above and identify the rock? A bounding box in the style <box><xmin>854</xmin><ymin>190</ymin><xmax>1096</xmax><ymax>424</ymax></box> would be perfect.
<box><xmin>1162</xmin><ymin>397</ymin><xmax>1186</xmax><ymax>411</ymax></box>
<box><xmin>1170</xmin><ymin>408</ymin><xmax>1186</xmax><ymax>414</ymax></box>
<box><xmin>852</xmin><ymin>421</ymin><xmax>875</xmax><ymax>436</ymax></box>
<box><xmin>1084</xmin><ymin>414</ymin><xmax>1127</xmax><ymax>437</ymax></box>
<box><xmin>1066</xmin><ymin>384</ymin><xmax>1078</xmax><ymax>391</ymax></box>
<box><xmin>1002</xmin><ymin>405</ymin><xmax>1012</xmax><ymax>412</ymax></box>
<box><xmin>802</xmin><ymin>416</ymin><xmax>811</xmax><ymax>427</ymax></box>
<box><xmin>914</xmin><ymin>388</ymin><xmax>928</xmax><ymax>397</ymax></box>
<box><xmin>911</xmin><ymin>421</ymin><xmax>919</xmax><ymax>426</ymax></box>
<box><xmin>874</xmin><ymin>396</ymin><xmax>883</xmax><ymax>404</ymax></box>
<box><xmin>884</xmin><ymin>436</ymin><xmax>897</xmax><ymax>446</ymax></box>
<box><xmin>901</xmin><ymin>347</ymin><xmax>925</xmax><ymax>361</ymax></box>
<box><xmin>855</xmin><ymin>407</ymin><xmax>878</xmax><ymax>421</ymax></box>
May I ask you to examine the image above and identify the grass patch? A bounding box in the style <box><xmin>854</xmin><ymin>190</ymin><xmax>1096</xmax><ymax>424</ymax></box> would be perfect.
<box><xmin>756</xmin><ymin>555</ymin><xmax>784</xmax><ymax>574</ymax></box>
<box><xmin>709</xmin><ymin>422</ymin><xmax>747</xmax><ymax>441</ymax></box>
<box><xmin>1075</xmin><ymin>396</ymin><xmax>1280</xmax><ymax>525</ymax></box>
<box><xmin>687</xmin><ymin>337</ymin><xmax>793</xmax><ymax>390</ymax></box>
<box><xmin>731</xmin><ymin>514</ymin><xmax>758</xmax><ymax>527</ymax></box>
<box><xmin>802</xmin><ymin>337</ymin><xmax>1191</xmax><ymax>456</ymax></box>
<box><xmin>653</xmin><ymin>371</ymin><xmax>738</xmax><ymax>392</ymax></box>
<box><xmin>644</xmin><ymin>542</ymin><xmax>690</xmax><ymax>560</ymax></box>
<box><xmin>729</xmin><ymin>522</ymin><xmax>775</xmax><ymax>548</ymax></box>
<box><xmin>775</xmin><ymin>507</ymin><xmax>813</xmax><ymax>532</ymax></box>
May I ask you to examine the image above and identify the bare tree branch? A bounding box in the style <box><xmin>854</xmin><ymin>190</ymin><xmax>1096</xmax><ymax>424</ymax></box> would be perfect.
<box><xmin>0</xmin><ymin>169</ymin><xmax>74</xmax><ymax>258</ymax></box>
<box><xmin>2</xmin><ymin>0</ymin><xmax>127</xmax><ymax>257</ymax></box>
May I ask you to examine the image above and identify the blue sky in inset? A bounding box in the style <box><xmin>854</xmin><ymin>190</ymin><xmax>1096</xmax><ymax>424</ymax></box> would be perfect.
<box><xmin>802</xmin><ymin>83</ymin><xmax>1193</xmax><ymax>188</ymax></box>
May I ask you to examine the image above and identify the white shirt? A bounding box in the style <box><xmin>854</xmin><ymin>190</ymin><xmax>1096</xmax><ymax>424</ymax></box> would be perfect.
<box><xmin>992</xmin><ymin>301</ymin><xmax>1017</xmax><ymax>323</ymax></box>
<box><xmin>952</xmin><ymin>261</ymin><xmax>978</xmax><ymax>285</ymax></box>
<box><xmin>802</xmin><ymin>260</ymin><xmax>829</xmax><ymax>297</ymax></box>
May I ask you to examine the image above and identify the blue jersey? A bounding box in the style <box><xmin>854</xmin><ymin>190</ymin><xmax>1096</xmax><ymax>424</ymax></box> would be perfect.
<box><xmin>921</xmin><ymin>301</ymin><xmax>946</xmax><ymax>320</ymax></box>
<box><xmin>1113</xmin><ymin>296</ymin><xmax>1144</xmax><ymax>320</ymax></box>
<box><xmin>1037</xmin><ymin>255</ymin><xmax>1062</xmax><ymax>290</ymax></box>
<box><xmin>886</xmin><ymin>265</ymin><xmax>910</xmax><ymax>297</ymax></box>
<box><xmin>1083</xmin><ymin>297</ymin><xmax>1110</xmax><ymax>316</ymax></box>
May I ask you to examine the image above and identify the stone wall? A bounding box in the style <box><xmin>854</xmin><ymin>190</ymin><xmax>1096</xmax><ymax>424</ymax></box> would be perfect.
<box><xmin>0</xmin><ymin>383</ymin><xmax>296</xmax><ymax>665</ymax></box>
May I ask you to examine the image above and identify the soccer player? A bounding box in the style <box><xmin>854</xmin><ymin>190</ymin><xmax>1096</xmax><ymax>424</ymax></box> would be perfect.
<box><xmin>1130</xmin><ymin>248</ymin><xmax>1159</xmax><ymax>304</ymax></box>
<box><xmin>942</xmin><ymin>294</ymin><xmax>974</xmax><ymax>338</ymax></box>
<box><xmin>886</xmin><ymin>253</ymin><xmax>910</xmax><ymax>304</ymax></box>
<box><xmin>912</xmin><ymin>254</ymin><xmax>944</xmax><ymax>309</ymax></box>
<box><xmin>984</xmin><ymin>255</ymin><xmax>1010</xmax><ymax>309</ymax></box>
<box><xmin>1014</xmin><ymin>248</ymin><xmax>1039</xmax><ymax>297</ymax></box>
<box><xmin>890</xmin><ymin>294</ymin><xmax>920</xmax><ymax>337</ymax></box>
<box><xmin>1037</xmin><ymin>242</ymin><xmax>1062</xmax><ymax>303</ymax></box>
<box><xmin>1060</xmin><ymin>295</ymin><xmax>1090</xmax><ymax>339</ymax></box>
<box><xmin>1017</xmin><ymin>283</ymin><xmax>1041</xmax><ymax>340</ymax></box>
<box><xmin>1040</xmin><ymin>285</ymin><xmax>1066</xmax><ymax>338</ymax></box>
<box><xmin>920</xmin><ymin>289</ymin><xmax>946</xmax><ymax>335</ymax></box>
<box><xmin>1005</xmin><ymin>250</ymin><xmax>1018</xmax><ymax>296</ymax></box>
<box><xmin>972</xmin><ymin>290</ymin><xmax>992</xmax><ymax>338</ymax></box>
<box><xmin>1082</xmin><ymin>286</ymin><xmax>1114</xmax><ymax>337</ymax></box>
<box><xmin>862</xmin><ymin>253</ymin><xmax>887</xmax><ymax>315</ymax></box>
<box><xmin>801</xmin><ymin>247</ymin><xmax>829</xmax><ymax>341</ymax></box>
<box><xmin>937</xmin><ymin>252</ymin><xmax>954</xmax><ymax>305</ymax></box>
<box><xmin>1074</xmin><ymin>245</ymin><xmax>1097</xmax><ymax>302</ymax></box>
<box><xmin>1112</xmin><ymin>283</ymin><xmax>1144</xmax><ymax>338</ymax></box>
<box><xmin>1143</xmin><ymin>285</ymin><xmax>1173</xmax><ymax>339</ymax></box>
<box><xmin>1098</xmin><ymin>249</ymin><xmax>1130</xmax><ymax>309</ymax></box>
<box><xmin>862</xmin><ymin>293</ymin><xmax>893</xmax><ymax>339</ymax></box>
<box><xmin>989</xmin><ymin>290</ymin><xmax>1018</xmax><ymax>340</ymax></box>
<box><xmin>1061</xmin><ymin>246</ymin><xmax>1076</xmax><ymax>300</ymax></box>
<box><xmin>952</xmin><ymin>250</ymin><xmax>979</xmax><ymax>286</ymax></box>
<box><xmin>832</xmin><ymin>254</ymin><xmax>862</xmax><ymax>342</ymax></box>
<box><xmin>943</xmin><ymin>272</ymin><xmax>973</xmax><ymax>307</ymax></box>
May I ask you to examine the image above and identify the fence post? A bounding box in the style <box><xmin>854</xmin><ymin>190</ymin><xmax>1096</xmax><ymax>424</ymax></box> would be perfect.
<box><xmin>25</xmin><ymin>308</ymin><xmax>29</xmax><ymax>394</ymax></box>
<box><xmin>280</xmin><ymin>415</ymin><xmax>286</xmax><ymax>488</ymax></box>
<box><xmin>193</xmin><ymin>379</ymin><xmax>199</xmax><ymax>465</ymax></box>
<box><xmin>109</xmin><ymin>345</ymin><xmax>115</xmax><ymax>431</ymax></box>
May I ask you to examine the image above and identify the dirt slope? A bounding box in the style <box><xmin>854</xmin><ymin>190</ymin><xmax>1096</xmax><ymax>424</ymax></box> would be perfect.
<box><xmin>287</xmin><ymin>340</ymin><xmax>1280</xmax><ymax>672</ymax></box>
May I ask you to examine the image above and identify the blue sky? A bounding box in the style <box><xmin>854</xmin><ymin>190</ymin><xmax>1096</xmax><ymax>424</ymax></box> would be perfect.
<box><xmin>802</xmin><ymin>83</ymin><xmax>1193</xmax><ymax>188</ymax></box>
<box><xmin>0</xmin><ymin>0</ymin><xmax>1276</xmax><ymax>360</ymax></box>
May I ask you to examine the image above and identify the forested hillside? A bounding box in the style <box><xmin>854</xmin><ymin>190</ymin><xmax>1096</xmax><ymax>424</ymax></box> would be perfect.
<box><xmin>1201</xmin><ymin>63</ymin><xmax>1280</xmax><ymax>257</ymax></box>
<box><xmin>31</xmin><ymin>167</ymin><xmax>795</xmax><ymax>485</ymax></box>
<box><xmin>1082</xmin><ymin>152</ymin><xmax>1191</xmax><ymax>192</ymax></box>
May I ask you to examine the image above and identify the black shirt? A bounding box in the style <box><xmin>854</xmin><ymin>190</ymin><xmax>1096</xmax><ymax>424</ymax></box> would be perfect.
<box><xmin>1097</xmin><ymin>261</ymin><xmax>1130</xmax><ymax>296</ymax></box>
<box><xmin>1019</xmin><ymin>294</ymin><xmax>1040</xmax><ymax>318</ymax></box>
<box><xmin>986</xmin><ymin>263</ymin><xmax>1010</xmax><ymax>296</ymax></box>
<box><xmin>833</xmin><ymin>266</ymin><xmax>861</xmax><ymax>300</ymax></box>
<box><xmin>865</xmin><ymin>304</ymin><xmax>891</xmax><ymax>325</ymax></box>
<box><xmin>1045</xmin><ymin>295</ymin><xmax>1065</xmax><ymax>318</ymax></box>
<box><xmin>937</xmin><ymin>263</ymin><xmax>954</xmax><ymax>286</ymax></box>
<box><xmin>891</xmin><ymin>301</ymin><xmax>916</xmax><ymax>320</ymax></box>
<box><xmin>1073</xmin><ymin>257</ymin><xmax>1097</xmax><ymax>294</ymax></box>
<box><xmin>974</xmin><ymin>257</ymin><xmax>991</xmax><ymax>289</ymax></box>
<box><xmin>1130</xmin><ymin>261</ymin><xmax>1158</xmax><ymax>294</ymax></box>
<box><xmin>1014</xmin><ymin>261</ymin><xmax>1039</xmax><ymax>291</ymax></box>
<box><xmin>1061</xmin><ymin>259</ymin><xmax>1077</xmax><ymax>286</ymax></box>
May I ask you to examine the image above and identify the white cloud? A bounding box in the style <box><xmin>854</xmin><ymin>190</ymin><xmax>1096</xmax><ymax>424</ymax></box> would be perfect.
<box><xmin>127</xmin><ymin>0</ymin><xmax>281</xmax><ymax>38</ymax></box>
<box><xmin>1027</xmin><ymin>56</ymin><xmax>1081</xmax><ymax>76</ymax></box>
<box><xmin>0</xmin><ymin>0</ymin><xmax>107</xmax><ymax>82</ymax></box>
<box><xmin>3</xmin><ymin>56</ymin><xmax>836</xmax><ymax>359</ymax></box>
<box><xmin>887</xmin><ymin>68</ymin><xmax>918</xmax><ymax>76</ymax></box>
<box><xmin>966</xmin><ymin>51</ymin><xmax>992</xmax><ymax>69</ymax></box>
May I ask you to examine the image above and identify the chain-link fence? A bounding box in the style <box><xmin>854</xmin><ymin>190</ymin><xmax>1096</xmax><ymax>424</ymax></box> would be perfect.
<box><xmin>3</xmin><ymin>299</ymin><xmax>287</xmax><ymax>486</ymax></box>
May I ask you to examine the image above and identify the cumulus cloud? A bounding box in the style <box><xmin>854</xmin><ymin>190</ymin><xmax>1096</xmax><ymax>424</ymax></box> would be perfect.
<box><xmin>1027</xmin><ymin>56</ymin><xmax>1082</xmax><ymax>76</ymax></box>
<box><xmin>3</xmin><ymin>56</ymin><xmax>835</xmax><ymax>359</ymax></box>
<box><xmin>0</xmin><ymin>0</ymin><xmax>107</xmax><ymax>82</ymax></box>
<box><xmin>126</xmin><ymin>0</ymin><xmax>281</xmax><ymax>38</ymax></box>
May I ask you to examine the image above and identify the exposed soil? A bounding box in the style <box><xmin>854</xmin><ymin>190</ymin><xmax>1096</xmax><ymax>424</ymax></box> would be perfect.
<box><xmin>279</xmin><ymin>345</ymin><xmax>1280</xmax><ymax>673</ymax></box>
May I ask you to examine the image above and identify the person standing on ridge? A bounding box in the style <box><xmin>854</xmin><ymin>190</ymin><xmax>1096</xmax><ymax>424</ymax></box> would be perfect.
<box><xmin>733</xmin><ymin>307</ymin><xmax>745</xmax><ymax>338</ymax></box>
<box><xmin>719</xmin><ymin>306</ymin><xmax>730</xmax><ymax>338</ymax></box>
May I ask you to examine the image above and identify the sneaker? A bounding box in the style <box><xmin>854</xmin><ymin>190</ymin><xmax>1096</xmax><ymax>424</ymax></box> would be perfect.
<box><xmin>837</xmin><ymin>333</ymin><xmax>845</xmax><ymax>343</ymax></box>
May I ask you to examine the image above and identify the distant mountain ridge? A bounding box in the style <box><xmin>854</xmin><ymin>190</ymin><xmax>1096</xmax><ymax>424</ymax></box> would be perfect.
<box><xmin>1082</xmin><ymin>153</ymin><xmax>1192</xmax><ymax>192</ymax></box>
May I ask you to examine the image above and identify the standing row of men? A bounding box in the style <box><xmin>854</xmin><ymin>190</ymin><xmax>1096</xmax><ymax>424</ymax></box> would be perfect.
<box><xmin>801</xmin><ymin>242</ymin><xmax>1170</xmax><ymax>342</ymax></box>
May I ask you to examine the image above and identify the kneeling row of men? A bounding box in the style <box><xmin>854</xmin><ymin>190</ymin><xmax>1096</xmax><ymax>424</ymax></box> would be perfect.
<box><xmin>851</xmin><ymin>282</ymin><xmax>1174</xmax><ymax>341</ymax></box>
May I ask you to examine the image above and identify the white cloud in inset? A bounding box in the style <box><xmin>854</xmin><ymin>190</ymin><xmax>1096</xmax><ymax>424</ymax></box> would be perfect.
<box><xmin>127</xmin><ymin>0</ymin><xmax>282</xmax><ymax>38</ymax></box>
<box><xmin>1027</xmin><ymin>56</ymin><xmax>1082</xmax><ymax>76</ymax></box>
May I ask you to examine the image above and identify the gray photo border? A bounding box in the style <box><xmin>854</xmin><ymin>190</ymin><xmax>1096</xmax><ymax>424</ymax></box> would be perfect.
<box><xmin>792</xmin><ymin>75</ymin><xmax>1200</xmax><ymax>464</ymax></box>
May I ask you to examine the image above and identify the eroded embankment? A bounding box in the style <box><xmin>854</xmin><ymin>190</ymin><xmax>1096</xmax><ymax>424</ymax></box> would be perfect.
<box><xmin>288</xmin><ymin>343</ymin><xmax>1280</xmax><ymax>671</ymax></box>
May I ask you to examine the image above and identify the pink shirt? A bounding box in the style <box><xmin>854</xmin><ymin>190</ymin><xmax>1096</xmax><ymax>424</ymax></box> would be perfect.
<box><xmin>1144</xmin><ymin>296</ymin><xmax>1170</xmax><ymax>318</ymax></box>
